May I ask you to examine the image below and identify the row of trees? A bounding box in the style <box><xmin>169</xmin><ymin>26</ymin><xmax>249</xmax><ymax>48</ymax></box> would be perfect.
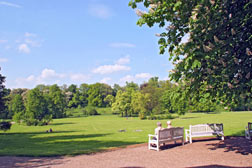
<box><xmin>1</xmin><ymin>72</ymin><xmax>225</xmax><ymax>125</ymax></box>
<box><xmin>112</xmin><ymin>77</ymin><xmax>221</xmax><ymax>119</ymax></box>
<box><xmin>1</xmin><ymin>82</ymin><xmax>118</xmax><ymax>125</ymax></box>
<box><xmin>1</xmin><ymin>75</ymin><xmax>251</xmax><ymax>126</ymax></box>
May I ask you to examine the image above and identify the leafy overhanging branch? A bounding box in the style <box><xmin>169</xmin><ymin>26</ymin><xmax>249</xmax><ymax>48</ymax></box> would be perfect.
<box><xmin>129</xmin><ymin>0</ymin><xmax>252</xmax><ymax>108</ymax></box>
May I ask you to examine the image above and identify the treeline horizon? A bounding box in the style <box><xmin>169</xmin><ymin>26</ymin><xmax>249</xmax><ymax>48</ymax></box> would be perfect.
<box><xmin>1</xmin><ymin>77</ymin><xmax>252</xmax><ymax>126</ymax></box>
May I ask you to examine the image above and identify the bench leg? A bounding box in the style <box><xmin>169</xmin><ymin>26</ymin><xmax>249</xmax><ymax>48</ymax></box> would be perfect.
<box><xmin>190</xmin><ymin>136</ymin><xmax>192</xmax><ymax>144</ymax></box>
<box><xmin>245</xmin><ymin>130</ymin><xmax>251</xmax><ymax>140</ymax></box>
<box><xmin>221</xmin><ymin>136</ymin><xmax>224</xmax><ymax>140</ymax></box>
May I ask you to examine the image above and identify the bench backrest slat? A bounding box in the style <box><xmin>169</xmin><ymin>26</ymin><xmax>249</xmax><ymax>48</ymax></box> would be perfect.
<box><xmin>158</xmin><ymin>127</ymin><xmax>183</xmax><ymax>140</ymax></box>
<box><xmin>248</xmin><ymin>122</ymin><xmax>252</xmax><ymax>131</ymax></box>
<box><xmin>190</xmin><ymin>124</ymin><xmax>223</xmax><ymax>134</ymax></box>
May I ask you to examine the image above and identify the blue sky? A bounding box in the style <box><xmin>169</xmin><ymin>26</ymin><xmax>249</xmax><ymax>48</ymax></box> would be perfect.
<box><xmin>0</xmin><ymin>0</ymin><xmax>173</xmax><ymax>89</ymax></box>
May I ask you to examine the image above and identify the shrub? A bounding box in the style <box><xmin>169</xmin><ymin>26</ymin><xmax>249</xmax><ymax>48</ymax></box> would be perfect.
<box><xmin>146</xmin><ymin>114</ymin><xmax>174</xmax><ymax>120</ymax></box>
<box><xmin>87</xmin><ymin>107</ymin><xmax>99</xmax><ymax>115</ymax></box>
<box><xmin>82</xmin><ymin>109</ymin><xmax>88</xmax><ymax>116</ymax></box>
<box><xmin>0</xmin><ymin>121</ymin><xmax>12</xmax><ymax>132</ymax></box>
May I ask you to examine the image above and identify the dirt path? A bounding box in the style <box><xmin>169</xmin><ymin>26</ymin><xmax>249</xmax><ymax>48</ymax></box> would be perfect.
<box><xmin>1</xmin><ymin>137</ymin><xmax>252</xmax><ymax>168</ymax></box>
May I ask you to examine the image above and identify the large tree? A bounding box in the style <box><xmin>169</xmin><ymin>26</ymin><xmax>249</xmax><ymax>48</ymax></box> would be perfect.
<box><xmin>11</xmin><ymin>94</ymin><xmax>25</xmax><ymax>123</ymax></box>
<box><xmin>48</xmin><ymin>84</ymin><xmax>66</xmax><ymax>118</ymax></box>
<box><xmin>0</xmin><ymin>68</ymin><xmax>6</xmax><ymax>118</ymax></box>
<box><xmin>88</xmin><ymin>83</ymin><xmax>113</xmax><ymax>107</ymax></box>
<box><xmin>24</xmin><ymin>88</ymin><xmax>51</xmax><ymax>125</ymax></box>
<box><xmin>129</xmin><ymin>0</ymin><xmax>252</xmax><ymax>108</ymax></box>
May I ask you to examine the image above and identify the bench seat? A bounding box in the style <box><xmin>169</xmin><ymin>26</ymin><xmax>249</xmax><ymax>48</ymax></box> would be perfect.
<box><xmin>185</xmin><ymin>123</ymin><xmax>224</xmax><ymax>143</ymax></box>
<box><xmin>148</xmin><ymin>127</ymin><xmax>184</xmax><ymax>151</ymax></box>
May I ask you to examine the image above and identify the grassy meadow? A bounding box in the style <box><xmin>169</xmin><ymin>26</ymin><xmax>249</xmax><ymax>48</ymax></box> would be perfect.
<box><xmin>0</xmin><ymin>110</ymin><xmax>251</xmax><ymax>156</ymax></box>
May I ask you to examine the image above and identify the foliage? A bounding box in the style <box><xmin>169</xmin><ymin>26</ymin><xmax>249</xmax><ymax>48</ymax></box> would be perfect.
<box><xmin>88</xmin><ymin>83</ymin><xmax>113</xmax><ymax>107</ymax></box>
<box><xmin>0</xmin><ymin>121</ymin><xmax>11</xmax><ymax>132</ymax></box>
<box><xmin>85</xmin><ymin>106</ymin><xmax>100</xmax><ymax>116</ymax></box>
<box><xmin>129</xmin><ymin>0</ymin><xmax>252</xmax><ymax>108</ymax></box>
<box><xmin>66</xmin><ymin>107</ymin><xmax>105</xmax><ymax>117</ymax></box>
<box><xmin>131</xmin><ymin>91</ymin><xmax>148</xmax><ymax>119</ymax></box>
<box><xmin>104</xmin><ymin>94</ymin><xmax>115</xmax><ymax>107</ymax></box>
<box><xmin>140</xmin><ymin>77</ymin><xmax>163</xmax><ymax>115</ymax></box>
<box><xmin>0</xmin><ymin>68</ymin><xmax>6</xmax><ymax>119</ymax></box>
<box><xmin>24</xmin><ymin>88</ymin><xmax>52</xmax><ymax>126</ymax></box>
<box><xmin>146</xmin><ymin>114</ymin><xmax>174</xmax><ymax>120</ymax></box>
<box><xmin>112</xmin><ymin>90</ymin><xmax>133</xmax><ymax>117</ymax></box>
<box><xmin>11</xmin><ymin>94</ymin><xmax>25</xmax><ymax>123</ymax></box>
<box><xmin>48</xmin><ymin>84</ymin><xmax>66</xmax><ymax>118</ymax></box>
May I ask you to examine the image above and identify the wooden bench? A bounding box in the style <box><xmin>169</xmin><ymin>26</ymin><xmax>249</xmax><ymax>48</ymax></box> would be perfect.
<box><xmin>148</xmin><ymin>127</ymin><xmax>184</xmax><ymax>151</ymax></box>
<box><xmin>185</xmin><ymin>123</ymin><xmax>224</xmax><ymax>143</ymax></box>
<box><xmin>245</xmin><ymin>122</ymin><xmax>252</xmax><ymax>140</ymax></box>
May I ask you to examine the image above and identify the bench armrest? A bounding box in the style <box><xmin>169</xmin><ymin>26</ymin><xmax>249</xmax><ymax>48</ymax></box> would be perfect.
<box><xmin>148</xmin><ymin>134</ymin><xmax>157</xmax><ymax>140</ymax></box>
<box><xmin>185</xmin><ymin>129</ymin><xmax>190</xmax><ymax>135</ymax></box>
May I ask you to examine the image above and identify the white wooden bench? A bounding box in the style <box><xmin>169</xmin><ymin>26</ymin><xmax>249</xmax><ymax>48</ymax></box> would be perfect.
<box><xmin>245</xmin><ymin>122</ymin><xmax>252</xmax><ymax>140</ymax></box>
<box><xmin>185</xmin><ymin>123</ymin><xmax>224</xmax><ymax>143</ymax></box>
<box><xmin>148</xmin><ymin>127</ymin><xmax>184</xmax><ymax>151</ymax></box>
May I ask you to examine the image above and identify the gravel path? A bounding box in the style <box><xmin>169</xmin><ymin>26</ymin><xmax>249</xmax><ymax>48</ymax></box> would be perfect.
<box><xmin>1</xmin><ymin>137</ymin><xmax>252</xmax><ymax>168</ymax></box>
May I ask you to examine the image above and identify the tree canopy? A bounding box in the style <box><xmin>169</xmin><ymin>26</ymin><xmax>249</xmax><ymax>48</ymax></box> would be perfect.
<box><xmin>129</xmin><ymin>0</ymin><xmax>252</xmax><ymax>108</ymax></box>
<box><xmin>0</xmin><ymin>68</ymin><xmax>6</xmax><ymax>118</ymax></box>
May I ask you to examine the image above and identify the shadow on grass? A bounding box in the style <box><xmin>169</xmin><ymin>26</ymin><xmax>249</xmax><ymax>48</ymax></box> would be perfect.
<box><xmin>0</xmin><ymin>130</ymin><xmax>75</xmax><ymax>135</ymax></box>
<box><xmin>206</xmin><ymin>136</ymin><xmax>252</xmax><ymax>155</ymax></box>
<box><xmin>49</xmin><ymin>122</ymin><xmax>75</xmax><ymax>126</ymax></box>
<box><xmin>180</xmin><ymin>117</ymin><xmax>198</xmax><ymax>120</ymax></box>
<box><xmin>0</xmin><ymin>131</ymin><xmax>139</xmax><ymax>157</ymax></box>
<box><xmin>190</xmin><ymin>111</ymin><xmax>221</xmax><ymax>114</ymax></box>
<box><xmin>187</xmin><ymin>165</ymin><xmax>252</xmax><ymax>168</ymax></box>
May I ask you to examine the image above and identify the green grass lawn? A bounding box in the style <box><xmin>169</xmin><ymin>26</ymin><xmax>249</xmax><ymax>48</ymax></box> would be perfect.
<box><xmin>0</xmin><ymin>111</ymin><xmax>251</xmax><ymax>156</ymax></box>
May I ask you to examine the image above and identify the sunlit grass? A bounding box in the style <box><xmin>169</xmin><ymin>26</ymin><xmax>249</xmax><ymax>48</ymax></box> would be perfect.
<box><xmin>0</xmin><ymin>111</ymin><xmax>251</xmax><ymax>156</ymax></box>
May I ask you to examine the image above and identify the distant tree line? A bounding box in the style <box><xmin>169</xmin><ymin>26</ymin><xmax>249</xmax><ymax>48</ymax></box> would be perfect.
<box><xmin>1</xmin><ymin>82</ymin><xmax>117</xmax><ymax>125</ymax></box>
<box><xmin>1</xmin><ymin>69</ymin><xmax>252</xmax><ymax>126</ymax></box>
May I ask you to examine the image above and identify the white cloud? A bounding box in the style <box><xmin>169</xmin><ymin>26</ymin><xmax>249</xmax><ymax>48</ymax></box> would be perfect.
<box><xmin>120</xmin><ymin>75</ymin><xmax>135</xmax><ymax>83</ymax></box>
<box><xmin>120</xmin><ymin>73</ymin><xmax>152</xmax><ymax>83</ymax></box>
<box><xmin>0</xmin><ymin>58</ymin><xmax>8</xmax><ymax>63</ymax></box>
<box><xmin>26</xmin><ymin>75</ymin><xmax>35</xmax><ymax>82</ymax></box>
<box><xmin>18</xmin><ymin>43</ymin><xmax>30</xmax><ymax>54</ymax></box>
<box><xmin>40</xmin><ymin>68</ymin><xmax>65</xmax><ymax>79</ymax></box>
<box><xmin>100</xmin><ymin>77</ymin><xmax>111</xmax><ymax>84</ymax></box>
<box><xmin>116</xmin><ymin>55</ymin><xmax>130</xmax><ymax>65</ymax></box>
<box><xmin>88</xmin><ymin>4</ymin><xmax>112</xmax><ymax>19</ymax></box>
<box><xmin>135</xmin><ymin>73</ymin><xmax>152</xmax><ymax>79</ymax></box>
<box><xmin>93</xmin><ymin>64</ymin><xmax>131</xmax><ymax>74</ymax></box>
<box><xmin>14</xmin><ymin>68</ymin><xmax>90</xmax><ymax>88</ymax></box>
<box><xmin>70</xmin><ymin>73</ymin><xmax>89</xmax><ymax>82</ymax></box>
<box><xmin>109</xmin><ymin>43</ymin><xmax>135</xmax><ymax>48</ymax></box>
<box><xmin>0</xmin><ymin>1</ymin><xmax>22</xmax><ymax>8</ymax></box>
<box><xmin>25</xmin><ymin>39</ymin><xmax>41</xmax><ymax>47</ymax></box>
<box><xmin>24</xmin><ymin>32</ymin><xmax>37</xmax><ymax>37</ymax></box>
<box><xmin>15</xmin><ymin>32</ymin><xmax>41</xmax><ymax>54</ymax></box>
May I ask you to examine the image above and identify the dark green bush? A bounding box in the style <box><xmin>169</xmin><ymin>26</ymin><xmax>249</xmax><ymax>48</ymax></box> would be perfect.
<box><xmin>146</xmin><ymin>114</ymin><xmax>174</xmax><ymax>120</ymax></box>
<box><xmin>0</xmin><ymin>121</ymin><xmax>12</xmax><ymax>132</ymax></box>
<box><xmin>87</xmin><ymin>107</ymin><xmax>99</xmax><ymax>115</ymax></box>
